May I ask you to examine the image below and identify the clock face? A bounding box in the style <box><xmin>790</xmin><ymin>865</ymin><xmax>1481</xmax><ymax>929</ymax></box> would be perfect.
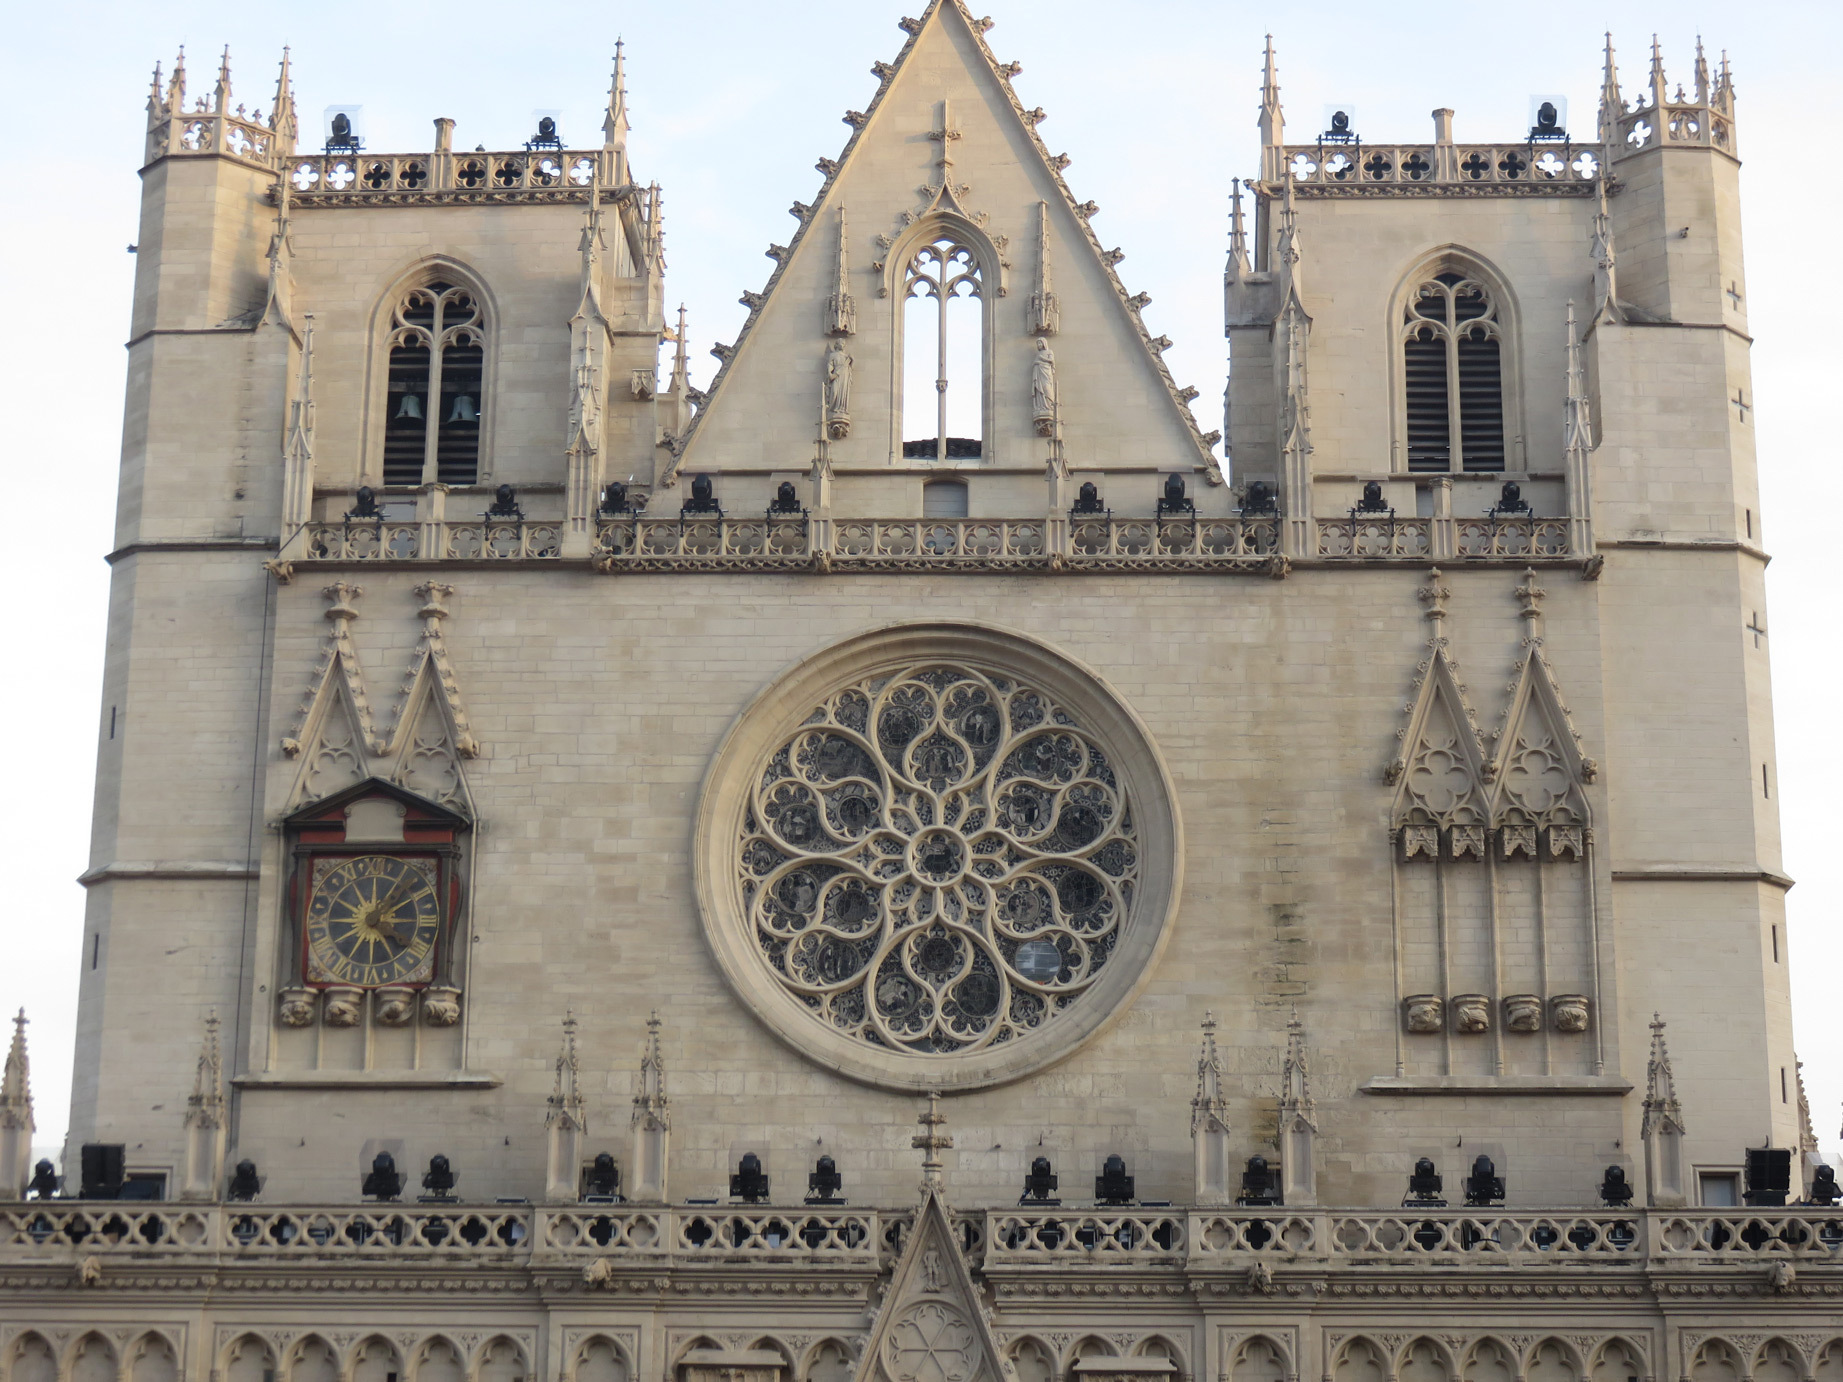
<box><xmin>304</xmin><ymin>854</ymin><xmax>442</xmax><ymax>987</ymax></box>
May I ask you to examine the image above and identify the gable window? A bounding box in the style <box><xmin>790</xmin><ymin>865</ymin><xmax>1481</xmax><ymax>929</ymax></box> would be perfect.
<box><xmin>383</xmin><ymin>280</ymin><xmax>485</xmax><ymax>487</ymax></box>
<box><xmin>902</xmin><ymin>235</ymin><xmax>984</xmax><ymax>461</ymax></box>
<box><xmin>1402</xmin><ymin>271</ymin><xmax>1505</xmax><ymax>473</ymax></box>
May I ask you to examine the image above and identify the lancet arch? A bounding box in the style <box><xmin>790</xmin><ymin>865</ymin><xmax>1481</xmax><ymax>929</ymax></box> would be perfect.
<box><xmin>1388</xmin><ymin>245</ymin><xmax>1525</xmax><ymax>475</ymax></box>
<box><xmin>885</xmin><ymin>212</ymin><xmax>1002</xmax><ymax>465</ymax></box>
<box><xmin>364</xmin><ymin>255</ymin><xmax>499</xmax><ymax>489</ymax></box>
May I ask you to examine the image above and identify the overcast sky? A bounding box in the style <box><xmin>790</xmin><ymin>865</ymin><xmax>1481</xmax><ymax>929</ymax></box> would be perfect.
<box><xmin>2</xmin><ymin>0</ymin><xmax>1836</xmax><ymax>1170</ymax></box>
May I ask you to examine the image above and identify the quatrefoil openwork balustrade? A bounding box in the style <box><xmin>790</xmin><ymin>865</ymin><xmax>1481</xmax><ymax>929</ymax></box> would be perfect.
<box><xmin>695</xmin><ymin>625</ymin><xmax>1182</xmax><ymax>1091</ymax></box>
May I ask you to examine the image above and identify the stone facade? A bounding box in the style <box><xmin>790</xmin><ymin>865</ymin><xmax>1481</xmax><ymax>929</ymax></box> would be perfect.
<box><xmin>3</xmin><ymin>0</ymin><xmax>1832</xmax><ymax>1364</ymax></box>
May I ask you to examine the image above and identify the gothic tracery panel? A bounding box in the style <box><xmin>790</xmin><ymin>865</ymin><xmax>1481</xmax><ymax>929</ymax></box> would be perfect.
<box><xmin>698</xmin><ymin>625</ymin><xmax>1180</xmax><ymax>1090</ymax></box>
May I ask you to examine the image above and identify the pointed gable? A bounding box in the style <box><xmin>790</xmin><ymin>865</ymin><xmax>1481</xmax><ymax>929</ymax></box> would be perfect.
<box><xmin>669</xmin><ymin>0</ymin><xmax>1219</xmax><ymax>485</ymax></box>
<box><xmin>1387</xmin><ymin>645</ymin><xmax>1490</xmax><ymax>859</ymax></box>
<box><xmin>1488</xmin><ymin>644</ymin><xmax>1595</xmax><ymax>860</ymax></box>
<box><xmin>860</xmin><ymin>1190</ymin><xmax>1010</xmax><ymax>1382</ymax></box>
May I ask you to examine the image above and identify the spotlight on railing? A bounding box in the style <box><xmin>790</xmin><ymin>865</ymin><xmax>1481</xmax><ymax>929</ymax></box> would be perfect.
<box><xmin>1021</xmin><ymin>1155</ymin><xmax>1060</xmax><ymax>1206</ymax></box>
<box><xmin>1463</xmin><ymin>1154</ymin><xmax>1505</xmax><ymax>1207</ymax></box>
<box><xmin>227</xmin><ymin>1159</ymin><xmax>263</xmax><ymax>1203</ymax></box>
<box><xmin>683</xmin><ymin>474</ymin><xmax>722</xmax><ymax>517</ymax></box>
<box><xmin>26</xmin><ymin>1158</ymin><xmax>59</xmax><ymax>1201</ymax></box>
<box><xmin>1403</xmin><ymin>1156</ymin><xmax>1446</xmax><ymax>1208</ymax></box>
<box><xmin>361</xmin><ymin>1151</ymin><xmax>404</xmax><ymax>1202</ymax></box>
<box><xmin>1071</xmin><ymin>481</ymin><xmax>1106</xmax><ymax>516</ymax></box>
<box><xmin>730</xmin><ymin>1152</ymin><xmax>770</xmax><ymax>1204</ymax></box>
<box><xmin>1809</xmin><ymin>1165</ymin><xmax>1841</xmax><ymax>1207</ymax></box>
<box><xmin>1598</xmin><ymin>1164</ymin><xmax>1634</xmax><ymax>1207</ymax></box>
<box><xmin>1238</xmin><ymin>480</ymin><xmax>1277</xmax><ymax>516</ymax></box>
<box><xmin>1155</xmin><ymin>474</ymin><xmax>1193</xmax><ymax>521</ymax></box>
<box><xmin>583</xmin><ymin>1152</ymin><xmax>621</xmax><ymax>1203</ymax></box>
<box><xmin>420</xmin><ymin>1154</ymin><xmax>459</xmax><ymax>1203</ymax></box>
<box><xmin>485</xmin><ymin>484</ymin><xmax>523</xmax><ymax>521</ymax></box>
<box><xmin>1237</xmin><ymin>1154</ymin><xmax>1280</xmax><ymax>1207</ymax></box>
<box><xmin>806</xmin><ymin>1155</ymin><xmax>845</xmax><ymax>1205</ymax></box>
<box><xmin>768</xmin><ymin>481</ymin><xmax>805</xmax><ymax>517</ymax></box>
<box><xmin>1094</xmin><ymin>1154</ymin><xmax>1136</xmax><ymax>1206</ymax></box>
<box><xmin>345</xmin><ymin>485</ymin><xmax>382</xmax><ymax>521</ymax></box>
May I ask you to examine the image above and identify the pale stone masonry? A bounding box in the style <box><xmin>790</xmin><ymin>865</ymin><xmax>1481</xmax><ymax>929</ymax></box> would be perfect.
<box><xmin>1</xmin><ymin>1</ymin><xmax>1830</xmax><ymax>1371</ymax></box>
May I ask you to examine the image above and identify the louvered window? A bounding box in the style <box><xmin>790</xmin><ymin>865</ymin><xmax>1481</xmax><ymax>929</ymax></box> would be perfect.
<box><xmin>1401</xmin><ymin>272</ymin><xmax>1505</xmax><ymax>473</ymax></box>
<box><xmin>382</xmin><ymin>281</ymin><xmax>486</xmax><ymax>487</ymax></box>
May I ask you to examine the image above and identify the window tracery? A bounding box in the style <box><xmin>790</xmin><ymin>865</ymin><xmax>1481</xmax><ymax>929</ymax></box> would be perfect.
<box><xmin>902</xmin><ymin>236</ymin><xmax>984</xmax><ymax>460</ymax></box>
<box><xmin>1401</xmin><ymin>271</ymin><xmax>1506</xmax><ymax>473</ymax></box>
<box><xmin>383</xmin><ymin>280</ymin><xmax>486</xmax><ymax>487</ymax></box>
<box><xmin>738</xmin><ymin>663</ymin><xmax>1138</xmax><ymax>1056</ymax></box>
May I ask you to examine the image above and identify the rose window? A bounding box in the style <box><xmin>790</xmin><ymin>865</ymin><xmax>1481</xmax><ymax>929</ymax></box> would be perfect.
<box><xmin>699</xmin><ymin>626</ymin><xmax>1180</xmax><ymax>1090</ymax></box>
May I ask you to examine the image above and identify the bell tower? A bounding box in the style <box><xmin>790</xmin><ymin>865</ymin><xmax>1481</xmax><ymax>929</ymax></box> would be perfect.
<box><xmin>1586</xmin><ymin>38</ymin><xmax>1797</xmax><ymax>1164</ymax></box>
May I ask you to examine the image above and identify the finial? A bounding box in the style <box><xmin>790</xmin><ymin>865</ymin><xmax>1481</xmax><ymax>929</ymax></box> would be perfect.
<box><xmin>214</xmin><ymin>45</ymin><xmax>233</xmax><ymax>114</ymax></box>
<box><xmin>603</xmin><ymin>39</ymin><xmax>630</xmax><ymax>151</ymax></box>
<box><xmin>1261</xmin><ymin>34</ymin><xmax>1278</xmax><ymax>100</ymax></box>
<box><xmin>270</xmin><ymin>47</ymin><xmax>296</xmax><ymax>145</ymax></box>
<box><xmin>1227</xmin><ymin>178</ymin><xmax>1249</xmax><ymax>280</ymax></box>
<box><xmin>1694</xmin><ymin>37</ymin><xmax>1710</xmax><ymax>104</ymax></box>
<box><xmin>1418</xmin><ymin>567</ymin><xmax>1450</xmax><ymax>627</ymax></box>
<box><xmin>1648</xmin><ymin>34</ymin><xmax>1668</xmax><ymax>104</ymax></box>
<box><xmin>1515</xmin><ymin>566</ymin><xmax>1546</xmax><ymax>625</ymax></box>
<box><xmin>912</xmin><ymin>1091</ymin><xmax>953</xmax><ymax>1191</ymax></box>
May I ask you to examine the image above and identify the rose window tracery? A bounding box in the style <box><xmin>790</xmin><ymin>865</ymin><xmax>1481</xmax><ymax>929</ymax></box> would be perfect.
<box><xmin>738</xmin><ymin>664</ymin><xmax>1138</xmax><ymax>1056</ymax></box>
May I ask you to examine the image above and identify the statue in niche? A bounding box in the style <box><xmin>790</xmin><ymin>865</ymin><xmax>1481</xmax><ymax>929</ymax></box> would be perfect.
<box><xmin>824</xmin><ymin>339</ymin><xmax>853</xmax><ymax>439</ymax></box>
<box><xmin>1031</xmin><ymin>337</ymin><xmax>1057</xmax><ymax>437</ymax></box>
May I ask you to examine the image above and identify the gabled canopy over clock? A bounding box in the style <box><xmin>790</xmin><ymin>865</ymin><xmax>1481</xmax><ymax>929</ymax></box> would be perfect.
<box><xmin>283</xmin><ymin>779</ymin><xmax>471</xmax><ymax>991</ymax></box>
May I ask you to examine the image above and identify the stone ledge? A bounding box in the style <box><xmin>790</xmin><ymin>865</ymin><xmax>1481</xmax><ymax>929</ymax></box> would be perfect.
<box><xmin>78</xmin><ymin>861</ymin><xmax>257</xmax><ymax>886</ymax></box>
<box><xmin>1359</xmin><ymin>1075</ymin><xmax>1633</xmax><ymax>1097</ymax></box>
<box><xmin>234</xmin><ymin>1071</ymin><xmax>503</xmax><ymax>1089</ymax></box>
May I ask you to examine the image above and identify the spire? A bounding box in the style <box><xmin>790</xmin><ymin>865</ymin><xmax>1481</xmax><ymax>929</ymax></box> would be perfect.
<box><xmin>180</xmin><ymin>1010</ymin><xmax>227</xmax><ymax>1200</ymax></box>
<box><xmin>1226</xmin><ymin>178</ymin><xmax>1250</xmax><ymax>285</ymax></box>
<box><xmin>1716</xmin><ymin>50</ymin><xmax>1734</xmax><ymax>111</ymax></box>
<box><xmin>1694</xmin><ymin>36</ymin><xmax>1710</xmax><ymax>104</ymax></box>
<box><xmin>185</xmin><ymin>1011</ymin><xmax>225</xmax><ymax>1129</ymax></box>
<box><xmin>262</xmin><ymin>167</ymin><xmax>297</xmax><ymax>328</ymax></box>
<box><xmin>1258</xmin><ymin>36</ymin><xmax>1285</xmax><ymax>181</ymax></box>
<box><xmin>147</xmin><ymin>59</ymin><xmax>166</xmax><ymax>128</ymax></box>
<box><xmin>1597</xmin><ymin>33</ymin><xmax>1623</xmax><ymax>141</ymax></box>
<box><xmin>575</xmin><ymin>178</ymin><xmax>608</xmax><ymax>320</ymax></box>
<box><xmin>1642</xmin><ymin>1014</ymin><xmax>1685</xmax><ymax>1136</ymax></box>
<box><xmin>643</xmin><ymin>182</ymin><xmax>665</xmax><ymax>274</ymax></box>
<box><xmin>1280</xmin><ymin>1008</ymin><xmax>1316</xmax><ymax>1128</ymax></box>
<box><xmin>603</xmin><ymin>40</ymin><xmax>630</xmax><ymax>163</ymax></box>
<box><xmin>1</xmin><ymin>1010</ymin><xmax>31</xmax><ymax>1132</ymax></box>
<box><xmin>825</xmin><ymin>206</ymin><xmax>857</xmax><ymax>336</ymax></box>
<box><xmin>1277</xmin><ymin>1007</ymin><xmax>1318</xmax><ymax>1206</ymax></box>
<box><xmin>1190</xmin><ymin>1012</ymin><xmax>1232</xmax><ymax>1204</ymax></box>
<box><xmin>1027</xmin><ymin>200</ymin><xmax>1058</xmax><ymax>336</ymax></box>
<box><xmin>167</xmin><ymin>47</ymin><xmax>187</xmax><ymax>118</ymax></box>
<box><xmin>1589</xmin><ymin>181</ymin><xmax>1621</xmax><ymax>324</ymax></box>
<box><xmin>270</xmin><ymin>47</ymin><xmax>297</xmax><ymax>149</ymax></box>
<box><xmin>1564</xmin><ymin>300</ymin><xmax>1593</xmax><ymax>456</ymax></box>
<box><xmin>214</xmin><ymin>46</ymin><xmax>233</xmax><ymax>115</ymax></box>
<box><xmin>632</xmin><ymin>1011</ymin><xmax>669</xmax><ymax>1130</ymax></box>
<box><xmin>1</xmin><ymin>1010</ymin><xmax>32</xmax><ymax>1199</ymax></box>
<box><xmin>911</xmin><ymin>1092</ymin><xmax>952</xmax><ymax>1193</ymax></box>
<box><xmin>547</xmin><ymin>1010</ymin><xmax>585</xmax><ymax>1130</ymax></box>
<box><xmin>280</xmin><ymin>314</ymin><xmax>315</xmax><ymax>532</ymax></box>
<box><xmin>1647</xmin><ymin>35</ymin><xmax>1669</xmax><ymax>112</ymax></box>
<box><xmin>669</xmin><ymin>303</ymin><xmax>691</xmax><ymax>394</ymax></box>
<box><xmin>629</xmin><ymin>1011</ymin><xmax>670</xmax><ymax>1202</ymax></box>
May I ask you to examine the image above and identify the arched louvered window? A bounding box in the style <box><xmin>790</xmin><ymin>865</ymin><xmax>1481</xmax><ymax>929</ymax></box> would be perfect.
<box><xmin>901</xmin><ymin>234</ymin><xmax>984</xmax><ymax>461</ymax></box>
<box><xmin>383</xmin><ymin>280</ymin><xmax>485</xmax><ymax>487</ymax></box>
<box><xmin>1402</xmin><ymin>271</ymin><xmax>1506</xmax><ymax>473</ymax></box>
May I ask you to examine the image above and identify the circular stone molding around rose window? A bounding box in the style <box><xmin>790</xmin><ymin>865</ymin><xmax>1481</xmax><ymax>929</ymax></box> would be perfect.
<box><xmin>694</xmin><ymin>622</ymin><xmax>1183</xmax><ymax>1092</ymax></box>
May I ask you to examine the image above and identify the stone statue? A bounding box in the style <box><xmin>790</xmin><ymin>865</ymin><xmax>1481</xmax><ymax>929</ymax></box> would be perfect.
<box><xmin>1031</xmin><ymin>337</ymin><xmax>1057</xmax><ymax>436</ymax></box>
<box><xmin>824</xmin><ymin>339</ymin><xmax>853</xmax><ymax>438</ymax></box>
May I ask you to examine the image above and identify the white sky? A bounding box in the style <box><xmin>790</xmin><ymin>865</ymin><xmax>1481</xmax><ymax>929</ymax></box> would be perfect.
<box><xmin>1</xmin><ymin>0</ymin><xmax>1837</xmax><ymax>1171</ymax></box>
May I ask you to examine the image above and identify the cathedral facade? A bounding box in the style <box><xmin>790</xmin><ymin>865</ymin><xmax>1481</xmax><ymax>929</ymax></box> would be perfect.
<box><xmin>4</xmin><ymin>0</ymin><xmax>1837</xmax><ymax>1374</ymax></box>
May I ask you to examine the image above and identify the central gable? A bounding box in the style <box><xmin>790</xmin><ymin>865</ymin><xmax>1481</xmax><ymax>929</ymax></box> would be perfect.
<box><xmin>671</xmin><ymin>0</ymin><xmax>1219</xmax><ymax>486</ymax></box>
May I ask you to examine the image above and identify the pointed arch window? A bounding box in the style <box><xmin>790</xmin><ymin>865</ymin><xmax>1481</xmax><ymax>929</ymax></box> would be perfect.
<box><xmin>383</xmin><ymin>281</ymin><xmax>485</xmax><ymax>487</ymax></box>
<box><xmin>901</xmin><ymin>235</ymin><xmax>984</xmax><ymax>460</ymax></box>
<box><xmin>1402</xmin><ymin>272</ymin><xmax>1506</xmax><ymax>473</ymax></box>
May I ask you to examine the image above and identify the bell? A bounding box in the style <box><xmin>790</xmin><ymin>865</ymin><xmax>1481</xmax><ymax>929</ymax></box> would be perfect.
<box><xmin>394</xmin><ymin>393</ymin><xmax>424</xmax><ymax>421</ymax></box>
<box><xmin>447</xmin><ymin>394</ymin><xmax>478</xmax><ymax>424</ymax></box>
